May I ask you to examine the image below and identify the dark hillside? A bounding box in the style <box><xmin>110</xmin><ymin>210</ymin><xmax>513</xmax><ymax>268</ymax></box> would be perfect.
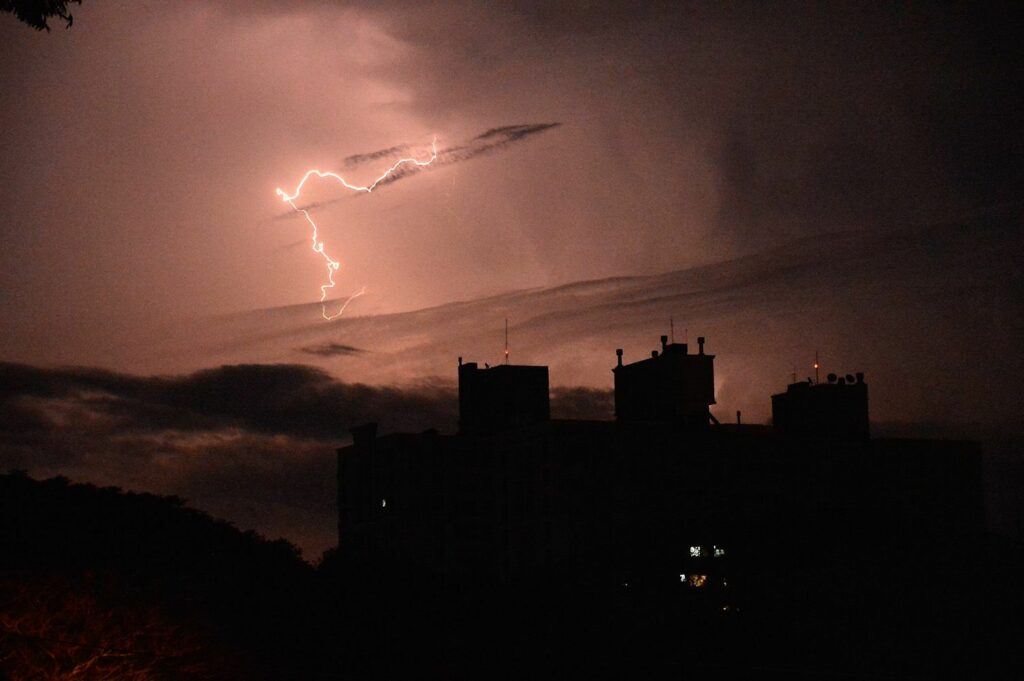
<box><xmin>0</xmin><ymin>472</ymin><xmax>326</xmax><ymax>680</ymax></box>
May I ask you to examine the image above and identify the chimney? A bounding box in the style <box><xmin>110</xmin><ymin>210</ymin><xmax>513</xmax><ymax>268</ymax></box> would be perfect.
<box><xmin>652</xmin><ymin>350</ymin><xmax>659</xmax><ymax>358</ymax></box>
<box><xmin>660</xmin><ymin>335</ymin><xmax>668</xmax><ymax>352</ymax></box>
<box><xmin>458</xmin><ymin>356</ymin><xmax>463</xmax><ymax>366</ymax></box>
<box><xmin>698</xmin><ymin>336</ymin><xmax>705</xmax><ymax>355</ymax></box>
<box><xmin>616</xmin><ymin>348</ymin><xmax>623</xmax><ymax>367</ymax></box>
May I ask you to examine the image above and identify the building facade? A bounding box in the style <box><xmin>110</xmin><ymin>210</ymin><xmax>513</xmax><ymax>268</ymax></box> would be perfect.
<box><xmin>337</xmin><ymin>336</ymin><xmax>983</xmax><ymax>598</ymax></box>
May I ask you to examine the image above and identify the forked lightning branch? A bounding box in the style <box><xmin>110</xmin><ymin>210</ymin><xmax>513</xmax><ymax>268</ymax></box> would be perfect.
<box><xmin>276</xmin><ymin>138</ymin><xmax>438</xmax><ymax>320</ymax></box>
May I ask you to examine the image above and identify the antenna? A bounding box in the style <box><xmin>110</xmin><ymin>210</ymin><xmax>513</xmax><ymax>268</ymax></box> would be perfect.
<box><xmin>792</xmin><ymin>367</ymin><xmax>797</xmax><ymax>384</ymax></box>
<box><xmin>670</xmin><ymin>318</ymin><xmax>675</xmax><ymax>344</ymax></box>
<box><xmin>814</xmin><ymin>351</ymin><xmax>820</xmax><ymax>385</ymax></box>
<box><xmin>504</xmin><ymin>318</ymin><xmax>509</xmax><ymax>365</ymax></box>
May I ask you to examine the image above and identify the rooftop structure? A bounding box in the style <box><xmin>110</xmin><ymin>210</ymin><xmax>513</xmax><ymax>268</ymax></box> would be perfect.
<box><xmin>457</xmin><ymin>359</ymin><xmax>549</xmax><ymax>434</ymax></box>
<box><xmin>772</xmin><ymin>371</ymin><xmax>869</xmax><ymax>440</ymax></box>
<box><xmin>613</xmin><ymin>335</ymin><xmax>716</xmax><ymax>426</ymax></box>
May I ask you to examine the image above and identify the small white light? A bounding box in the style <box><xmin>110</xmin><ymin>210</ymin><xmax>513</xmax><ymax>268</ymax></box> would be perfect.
<box><xmin>381</xmin><ymin>498</ymin><xmax>387</xmax><ymax>508</ymax></box>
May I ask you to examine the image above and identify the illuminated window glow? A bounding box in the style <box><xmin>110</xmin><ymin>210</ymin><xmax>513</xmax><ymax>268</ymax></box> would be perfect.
<box><xmin>688</xmin><ymin>574</ymin><xmax>708</xmax><ymax>588</ymax></box>
<box><xmin>689</xmin><ymin>545</ymin><xmax>702</xmax><ymax>558</ymax></box>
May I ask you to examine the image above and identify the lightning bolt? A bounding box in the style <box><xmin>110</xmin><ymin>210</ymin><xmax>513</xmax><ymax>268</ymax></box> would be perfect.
<box><xmin>276</xmin><ymin>137</ymin><xmax>438</xmax><ymax>320</ymax></box>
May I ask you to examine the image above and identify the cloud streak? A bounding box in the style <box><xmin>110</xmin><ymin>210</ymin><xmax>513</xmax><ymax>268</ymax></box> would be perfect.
<box><xmin>276</xmin><ymin>122</ymin><xmax>561</xmax><ymax>217</ymax></box>
<box><xmin>299</xmin><ymin>342</ymin><xmax>368</xmax><ymax>358</ymax></box>
<box><xmin>0</xmin><ymin>362</ymin><xmax>457</xmax><ymax>440</ymax></box>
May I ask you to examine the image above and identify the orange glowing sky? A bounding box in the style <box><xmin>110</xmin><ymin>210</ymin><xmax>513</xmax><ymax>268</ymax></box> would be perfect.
<box><xmin>2</xmin><ymin>2</ymin><xmax>1023</xmax><ymax>558</ymax></box>
<box><xmin>4</xmin><ymin>1</ymin><xmax>1020</xmax><ymax>377</ymax></box>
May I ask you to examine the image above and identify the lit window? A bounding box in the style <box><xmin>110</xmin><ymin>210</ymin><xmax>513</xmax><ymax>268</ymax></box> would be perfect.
<box><xmin>689</xmin><ymin>545</ymin><xmax>702</xmax><ymax>558</ymax></box>
<box><xmin>679</xmin><ymin>574</ymin><xmax>686</xmax><ymax>582</ymax></box>
<box><xmin>381</xmin><ymin>498</ymin><xmax>387</xmax><ymax>508</ymax></box>
<box><xmin>688</xmin><ymin>574</ymin><xmax>707</xmax><ymax>588</ymax></box>
<box><xmin>714</xmin><ymin>546</ymin><xmax>725</xmax><ymax>557</ymax></box>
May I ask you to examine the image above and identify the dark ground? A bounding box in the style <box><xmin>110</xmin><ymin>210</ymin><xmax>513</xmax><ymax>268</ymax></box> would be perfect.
<box><xmin>2</xmin><ymin>470</ymin><xmax>1022</xmax><ymax>680</ymax></box>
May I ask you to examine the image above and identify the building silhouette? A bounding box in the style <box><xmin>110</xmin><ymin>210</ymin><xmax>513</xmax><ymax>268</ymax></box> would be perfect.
<box><xmin>337</xmin><ymin>336</ymin><xmax>983</xmax><ymax>606</ymax></box>
<box><xmin>772</xmin><ymin>371</ymin><xmax>869</xmax><ymax>440</ymax></box>
<box><xmin>613</xmin><ymin>335</ymin><xmax>716</xmax><ymax>426</ymax></box>
<box><xmin>458</xmin><ymin>358</ymin><xmax>549</xmax><ymax>433</ymax></box>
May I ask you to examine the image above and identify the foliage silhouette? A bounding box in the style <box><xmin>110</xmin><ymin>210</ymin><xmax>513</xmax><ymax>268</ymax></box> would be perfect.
<box><xmin>0</xmin><ymin>471</ymin><xmax>320</xmax><ymax>679</ymax></box>
<box><xmin>0</xmin><ymin>0</ymin><xmax>80</xmax><ymax>31</ymax></box>
<box><xmin>0</xmin><ymin>573</ymin><xmax>237</xmax><ymax>680</ymax></box>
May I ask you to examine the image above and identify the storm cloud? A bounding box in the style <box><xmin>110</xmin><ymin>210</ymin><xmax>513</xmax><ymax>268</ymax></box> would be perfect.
<box><xmin>0</xmin><ymin>360</ymin><xmax>616</xmax><ymax>558</ymax></box>
<box><xmin>0</xmin><ymin>362</ymin><xmax>456</xmax><ymax>440</ymax></box>
<box><xmin>1</xmin><ymin>0</ymin><xmax>1022</xmax><ymax>553</ymax></box>
<box><xmin>2</xmin><ymin>2</ymin><xmax>1020</xmax><ymax>365</ymax></box>
<box><xmin>0</xmin><ymin>362</ymin><xmax>460</xmax><ymax>558</ymax></box>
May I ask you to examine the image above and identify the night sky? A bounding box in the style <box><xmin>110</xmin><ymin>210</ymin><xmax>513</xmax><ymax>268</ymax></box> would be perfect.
<box><xmin>2</xmin><ymin>1</ymin><xmax>1021</xmax><ymax>557</ymax></box>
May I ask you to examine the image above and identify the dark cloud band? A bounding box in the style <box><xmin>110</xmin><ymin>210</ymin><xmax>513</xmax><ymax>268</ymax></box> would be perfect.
<box><xmin>0</xmin><ymin>361</ymin><xmax>610</xmax><ymax>557</ymax></box>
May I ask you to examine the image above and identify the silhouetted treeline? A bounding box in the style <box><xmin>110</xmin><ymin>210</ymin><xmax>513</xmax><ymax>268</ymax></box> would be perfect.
<box><xmin>0</xmin><ymin>471</ymin><xmax>330</xmax><ymax>679</ymax></box>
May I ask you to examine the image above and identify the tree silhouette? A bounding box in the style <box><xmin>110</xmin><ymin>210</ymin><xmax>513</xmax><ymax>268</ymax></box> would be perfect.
<box><xmin>0</xmin><ymin>574</ymin><xmax>236</xmax><ymax>680</ymax></box>
<box><xmin>0</xmin><ymin>472</ymin><xmax>319</xmax><ymax>679</ymax></box>
<box><xmin>1</xmin><ymin>0</ymin><xmax>80</xmax><ymax>31</ymax></box>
